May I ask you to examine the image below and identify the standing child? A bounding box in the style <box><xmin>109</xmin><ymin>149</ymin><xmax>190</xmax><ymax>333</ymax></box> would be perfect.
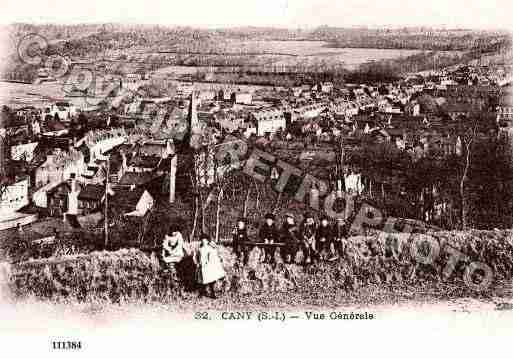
<box><xmin>196</xmin><ymin>233</ymin><xmax>226</xmax><ymax>299</ymax></box>
<box><xmin>333</xmin><ymin>217</ymin><xmax>348</xmax><ymax>259</ymax></box>
<box><xmin>232</xmin><ymin>217</ymin><xmax>250</xmax><ymax>265</ymax></box>
<box><xmin>162</xmin><ymin>225</ymin><xmax>188</xmax><ymax>268</ymax></box>
<box><xmin>300</xmin><ymin>213</ymin><xmax>318</xmax><ymax>265</ymax></box>
<box><xmin>162</xmin><ymin>224</ymin><xmax>194</xmax><ymax>295</ymax></box>
<box><xmin>280</xmin><ymin>213</ymin><xmax>300</xmax><ymax>264</ymax></box>
<box><xmin>259</xmin><ymin>213</ymin><xmax>279</xmax><ymax>264</ymax></box>
<box><xmin>316</xmin><ymin>216</ymin><xmax>333</xmax><ymax>260</ymax></box>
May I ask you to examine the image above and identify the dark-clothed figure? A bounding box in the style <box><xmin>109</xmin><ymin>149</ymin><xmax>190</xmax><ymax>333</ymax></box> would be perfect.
<box><xmin>232</xmin><ymin>217</ymin><xmax>250</xmax><ymax>265</ymax></box>
<box><xmin>300</xmin><ymin>214</ymin><xmax>318</xmax><ymax>265</ymax></box>
<box><xmin>280</xmin><ymin>213</ymin><xmax>301</xmax><ymax>264</ymax></box>
<box><xmin>316</xmin><ymin>216</ymin><xmax>333</xmax><ymax>260</ymax></box>
<box><xmin>259</xmin><ymin>213</ymin><xmax>279</xmax><ymax>263</ymax></box>
<box><xmin>333</xmin><ymin>218</ymin><xmax>349</xmax><ymax>258</ymax></box>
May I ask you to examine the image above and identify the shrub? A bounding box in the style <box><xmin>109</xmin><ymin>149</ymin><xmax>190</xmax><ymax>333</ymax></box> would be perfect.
<box><xmin>8</xmin><ymin>249</ymin><xmax>175</xmax><ymax>303</ymax></box>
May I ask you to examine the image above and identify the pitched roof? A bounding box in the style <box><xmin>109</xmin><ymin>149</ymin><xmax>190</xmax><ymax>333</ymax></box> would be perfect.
<box><xmin>78</xmin><ymin>184</ymin><xmax>104</xmax><ymax>201</ymax></box>
<box><xmin>47</xmin><ymin>181</ymin><xmax>72</xmax><ymax>195</ymax></box>
<box><xmin>109</xmin><ymin>187</ymin><xmax>147</xmax><ymax>210</ymax></box>
<box><xmin>128</xmin><ymin>155</ymin><xmax>161</xmax><ymax>169</ymax></box>
<box><xmin>118</xmin><ymin>172</ymin><xmax>161</xmax><ymax>186</ymax></box>
<box><xmin>139</xmin><ymin>143</ymin><xmax>166</xmax><ymax>157</ymax></box>
<box><xmin>45</xmin><ymin>119</ymin><xmax>67</xmax><ymax>132</ymax></box>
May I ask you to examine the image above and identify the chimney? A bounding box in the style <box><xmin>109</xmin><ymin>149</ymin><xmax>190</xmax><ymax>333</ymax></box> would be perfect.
<box><xmin>120</xmin><ymin>149</ymin><xmax>127</xmax><ymax>171</ymax></box>
<box><xmin>67</xmin><ymin>173</ymin><xmax>79</xmax><ymax>216</ymax></box>
<box><xmin>188</xmin><ymin>90</ymin><xmax>202</xmax><ymax>149</ymax></box>
<box><xmin>70</xmin><ymin>173</ymin><xmax>78</xmax><ymax>193</ymax></box>
<box><xmin>106</xmin><ymin>182</ymin><xmax>115</xmax><ymax>196</ymax></box>
<box><xmin>169</xmin><ymin>154</ymin><xmax>177</xmax><ymax>203</ymax></box>
<box><xmin>165</xmin><ymin>139</ymin><xmax>175</xmax><ymax>158</ymax></box>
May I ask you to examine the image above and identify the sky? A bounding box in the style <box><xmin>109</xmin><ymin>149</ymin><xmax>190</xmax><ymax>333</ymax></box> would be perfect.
<box><xmin>1</xmin><ymin>0</ymin><xmax>512</xmax><ymax>30</ymax></box>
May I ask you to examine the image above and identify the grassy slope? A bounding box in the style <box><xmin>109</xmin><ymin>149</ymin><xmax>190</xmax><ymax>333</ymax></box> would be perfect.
<box><xmin>3</xmin><ymin>229</ymin><xmax>513</xmax><ymax>311</ymax></box>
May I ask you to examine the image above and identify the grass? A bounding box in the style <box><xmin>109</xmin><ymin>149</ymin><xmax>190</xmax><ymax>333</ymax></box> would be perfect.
<box><xmin>3</xmin><ymin>229</ymin><xmax>513</xmax><ymax>312</ymax></box>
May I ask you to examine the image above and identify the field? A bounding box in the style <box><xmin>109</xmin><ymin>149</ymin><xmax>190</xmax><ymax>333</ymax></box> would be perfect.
<box><xmin>0</xmin><ymin>81</ymin><xmax>94</xmax><ymax>108</ymax></box>
<box><xmin>134</xmin><ymin>41</ymin><xmax>451</xmax><ymax>76</ymax></box>
<box><xmin>0</xmin><ymin>39</ymin><xmax>465</xmax><ymax>106</ymax></box>
<box><xmin>0</xmin><ymin>81</ymin><xmax>64</xmax><ymax>107</ymax></box>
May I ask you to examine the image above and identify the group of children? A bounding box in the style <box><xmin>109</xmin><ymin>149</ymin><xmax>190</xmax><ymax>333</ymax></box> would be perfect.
<box><xmin>162</xmin><ymin>226</ymin><xmax>225</xmax><ymax>299</ymax></box>
<box><xmin>232</xmin><ymin>213</ymin><xmax>350</xmax><ymax>265</ymax></box>
<box><xmin>160</xmin><ymin>212</ymin><xmax>351</xmax><ymax>299</ymax></box>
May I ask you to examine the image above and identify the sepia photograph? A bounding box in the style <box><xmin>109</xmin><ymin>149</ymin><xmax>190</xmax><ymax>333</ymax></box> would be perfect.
<box><xmin>0</xmin><ymin>0</ymin><xmax>512</xmax><ymax>357</ymax></box>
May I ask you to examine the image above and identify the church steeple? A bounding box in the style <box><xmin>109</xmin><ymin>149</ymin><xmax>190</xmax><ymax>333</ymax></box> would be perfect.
<box><xmin>187</xmin><ymin>91</ymin><xmax>202</xmax><ymax>150</ymax></box>
<box><xmin>188</xmin><ymin>90</ymin><xmax>198</xmax><ymax>130</ymax></box>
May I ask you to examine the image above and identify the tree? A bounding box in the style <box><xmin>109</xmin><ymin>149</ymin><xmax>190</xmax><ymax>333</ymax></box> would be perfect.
<box><xmin>460</xmin><ymin>125</ymin><xmax>477</xmax><ymax>230</ymax></box>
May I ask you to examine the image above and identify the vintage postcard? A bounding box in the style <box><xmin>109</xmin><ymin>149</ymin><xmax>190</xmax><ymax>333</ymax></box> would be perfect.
<box><xmin>0</xmin><ymin>0</ymin><xmax>512</xmax><ymax>357</ymax></box>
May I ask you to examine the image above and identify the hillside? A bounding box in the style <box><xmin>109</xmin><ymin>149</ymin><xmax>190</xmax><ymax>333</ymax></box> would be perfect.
<box><xmin>2</xmin><ymin>229</ymin><xmax>512</xmax><ymax>309</ymax></box>
<box><xmin>2</xmin><ymin>23</ymin><xmax>510</xmax><ymax>83</ymax></box>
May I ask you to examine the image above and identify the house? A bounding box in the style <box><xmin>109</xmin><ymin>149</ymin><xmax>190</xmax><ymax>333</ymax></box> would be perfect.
<box><xmin>118</xmin><ymin>172</ymin><xmax>164</xmax><ymax>197</ymax></box>
<box><xmin>242</xmin><ymin>122</ymin><xmax>257</xmax><ymax>138</ymax></box>
<box><xmin>46</xmin><ymin>181</ymin><xmax>72</xmax><ymax>217</ymax></box>
<box><xmin>440</xmin><ymin>75</ymin><xmax>458</xmax><ymax>86</ymax></box>
<box><xmin>301</xmin><ymin>91</ymin><xmax>312</xmax><ymax>100</ymax></box>
<box><xmin>0</xmin><ymin>177</ymin><xmax>29</xmax><ymax>216</ymax></box>
<box><xmin>109</xmin><ymin>186</ymin><xmax>155</xmax><ymax>217</ymax></box>
<box><xmin>318</xmin><ymin>82</ymin><xmax>334</xmax><ymax>93</ymax></box>
<box><xmin>42</xmin><ymin>118</ymin><xmax>69</xmax><ymax>137</ymax></box>
<box><xmin>377</xmin><ymin>96</ymin><xmax>403</xmax><ymax>114</ymax></box>
<box><xmin>10</xmin><ymin>142</ymin><xmax>39</xmax><ymax>162</ymax></box>
<box><xmin>444</xmin><ymin>103</ymin><xmax>471</xmax><ymax>121</ymax></box>
<box><xmin>332</xmin><ymin>100</ymin><xmax>359</xmax><ymax>118</ymax></box>
<box><xmin>250</xmin><ymin>108</ymin><xmax>286</xmax><ymax>137</ymax></box>
<box><xmin>77</xmin><ymin>184</ymin><xmax>104</xmax><ymax>215</ymax></box>
<box><xmin>124</xmin><ymin>99</ymin><xmax>142</xmax><ymax>115</ymax></box>
<box><xmin>218</xmin><ymin>88</ymin><xmax>234</xmax><ymax>101</ymax></box>
<box><xmin>291</xmin><ymin>87</ymin><xmax>302</xmax><ymax>97</ymax></box>
<box><xmin>138</xmin><ymin>141</ymin><xmax>171</xmax><ymax>158</ymax></box>
<box><xmin>49</xmin><ymin>102</ymin><xmax>77</xmax><ymax>121</ymax></box>
<box><xmin>136</xmin><ymin>101</ymin><xmax>160</xmax><ymax>119</ymax></box>
<box><xmin>405</xmin><ymin>102</ymin><xmax>421</xmax><ymax>116</ymax></box>
<box><xmin>3</xmin><ymin>114</ymin><xmax>30</xmax><ymax>143</ymax></box>
<box><xmin>198</xmin><ymin>101</ymin><xmax>220</xmax><ymax>114</ymax></box>
<box><xmin>497</xmin><ymin>106</ymin><xmax>513</xmax><ymax>125</ymax></box>
<box><xmin>214</xmin><ymin>111</ymin><xmax>246</xmax><ymax>133</ymax></box>
<box><xmin>198</xmin><ymin>90</ymin><xmax>216</xmax><ymax>102</ymax></box>
<box><xmin>81</xmin><ymin>164</ymin><xmax>107</xmax><ymax>185</ymax></box>
<box><xmin>367</xmin><ymin>129</ymin><xmax>392</xmax><ymax>143</ymax></box>
<box><xmin>35</xmin><ymin>148</ymin><xmax>85</xmax><ymax>188</ymax></box>
<box><xmin>125</xmin><ymin>73</ymin><xmax>142</xmax><ymax>84</ymax></box>
<box><xmin>126</xmin><ymin>155</ymin><xmax>161</xmax><ymax>173</ymax></box>
<box><xmin>232</xmin><ymin>92</ymin><xmax>252</xmax><ymax>105</ymax></box>
<box><xmin>36</xmin><ymin>173</ymin><xmax>101</xmax><ymax>217</ymax></box>
<box><xmin>292</xmin><ymin>102</ymin><xmax>327</xmax><ymax>119</ymax></box>
<box><xmin>176</xmin><ymin>83</ymin><xmax>194</xmax><ymax>97</ymax></box>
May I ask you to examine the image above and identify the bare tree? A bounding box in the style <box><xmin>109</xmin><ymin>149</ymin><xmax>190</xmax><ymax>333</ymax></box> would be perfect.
<box><xmin>214</xmin><ymin>186</ymin><xmax>224</xmax><ymax>243</ymax></box>
<box><xmin>243</xmin><ymin>185</ymin><xmax>252</xmax><ymax>218</ymax></box>
<box><xmin>460</xmin><ymin>125</ymin><xmax>477</xmax><ymax>230</ymax></box>
<box><xmin>189</xmin><ymin>173</ymin><xmax>199</xmax><ymax>242</ymax></box>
